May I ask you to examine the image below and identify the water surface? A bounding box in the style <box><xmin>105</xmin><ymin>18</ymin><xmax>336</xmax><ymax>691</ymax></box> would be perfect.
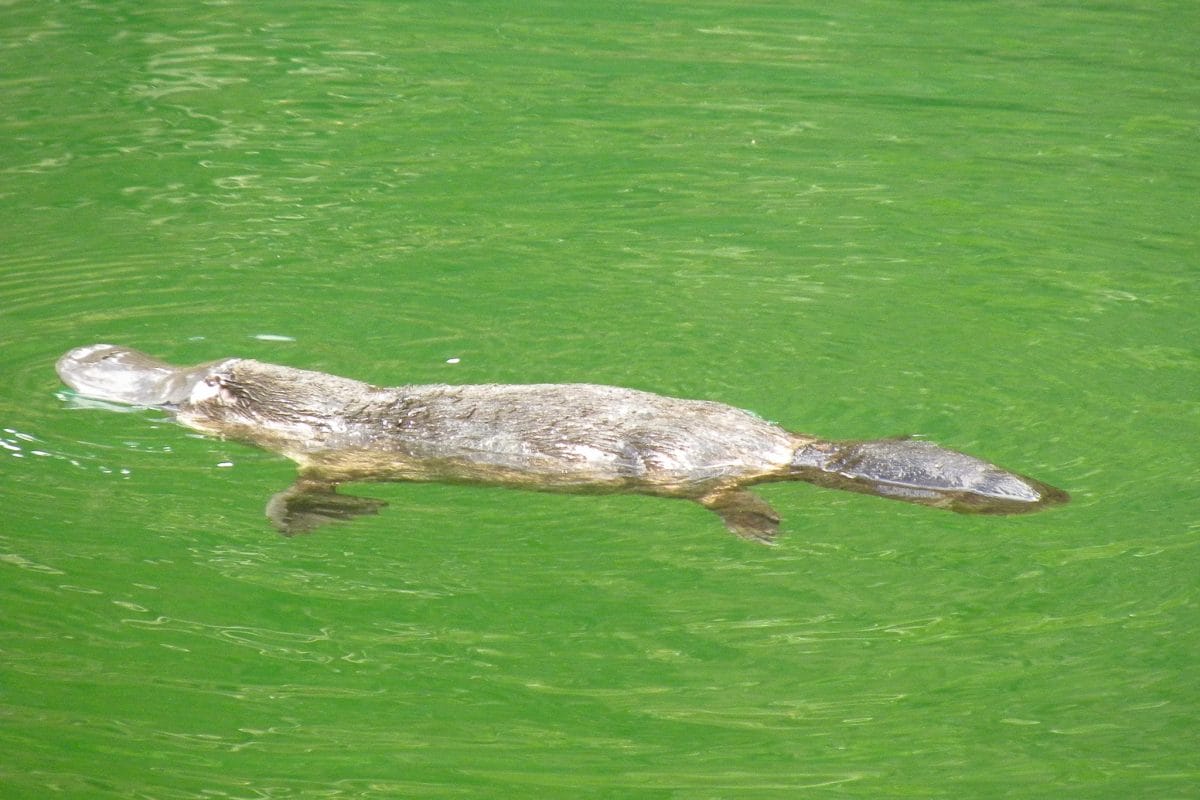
<box><xmin>2</xmin><ymin>2</ymin><xmax>1197</xmax><ymax>797</ymax></box>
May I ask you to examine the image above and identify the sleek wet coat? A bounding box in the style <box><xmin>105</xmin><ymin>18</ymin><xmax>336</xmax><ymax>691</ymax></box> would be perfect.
<box><xmin>57</xmin><ymin>345</ymin><xmax>1068</xmax><ymax>541</ymax></box>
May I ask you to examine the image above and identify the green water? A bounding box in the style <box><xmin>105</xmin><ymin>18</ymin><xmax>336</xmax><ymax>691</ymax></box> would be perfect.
<box><xmin>2</xmin><ymin>1</ymin><xmax>1197</xmax><ymax>797</ymax></box>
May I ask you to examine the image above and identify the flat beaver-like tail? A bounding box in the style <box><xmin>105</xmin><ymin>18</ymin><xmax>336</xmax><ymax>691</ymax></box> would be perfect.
<box><xmin>790</xmin><ymin>437</ymin><xmax>1069</xmax><ymax>514</ymax></box>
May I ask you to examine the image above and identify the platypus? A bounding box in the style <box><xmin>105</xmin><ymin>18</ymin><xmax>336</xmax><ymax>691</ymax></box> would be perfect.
<box><xmin>56</xmin><ymin>344</ymin><xmax>1068</xmax><ymax>542</ymax></box>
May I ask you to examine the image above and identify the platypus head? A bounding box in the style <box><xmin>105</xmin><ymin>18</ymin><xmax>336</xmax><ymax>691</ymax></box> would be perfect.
<box><xmin>173</xmin><ymin>359</ymin><xmax>364</xmax><ymax>431</ymax></box>
<box><xmin>58</xmin><ymin>345</ymin><xmax>376</xmax><ymax>454</ymax></box>
<box><xmin>56</xmin><ymin>344</ymin><xmax>235</xmax><ymax>408</ymax></box>
<box><xmin>175</xmin><ymin>358</ymin><xmax>386</xmax><ymax>458</ymax></box>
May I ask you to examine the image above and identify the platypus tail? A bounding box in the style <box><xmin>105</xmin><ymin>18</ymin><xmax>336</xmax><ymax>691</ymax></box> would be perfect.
<box><xmin>789</xmin><ymin>437</ymin><xmax>1069</xmax><ymax>514</ymax></box>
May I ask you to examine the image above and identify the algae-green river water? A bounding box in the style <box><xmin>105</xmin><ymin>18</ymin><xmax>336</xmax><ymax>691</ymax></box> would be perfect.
<box><xmin>2</xmin><ymin>2</ymin><xmax>1197</xmax><ymax>797</ymax></box>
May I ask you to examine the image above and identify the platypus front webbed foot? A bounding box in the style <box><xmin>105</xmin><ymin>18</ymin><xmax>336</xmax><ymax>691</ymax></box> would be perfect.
<box><xmin>791</xmin><ymin>438</ymin><xmax>1069</xmax><ymax>515</ymax></box>
<box><xmin>266</xmin><ymin>479</ymin><xmax>389</xmax><ymax>535</ymax></box>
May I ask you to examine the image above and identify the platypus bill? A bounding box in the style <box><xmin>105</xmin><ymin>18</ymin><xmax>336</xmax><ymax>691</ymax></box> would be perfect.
<box><xmin>56</xmin><ymin>344</ymin><xmax>1068</xmax><ymax>543</ymax></box>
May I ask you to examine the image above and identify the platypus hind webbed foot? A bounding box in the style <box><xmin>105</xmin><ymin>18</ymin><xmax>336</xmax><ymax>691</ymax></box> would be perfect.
<box><xmin>698</xmin><ymin>488</ymin><xmax>782</xmax><ymax>544</ymax></box>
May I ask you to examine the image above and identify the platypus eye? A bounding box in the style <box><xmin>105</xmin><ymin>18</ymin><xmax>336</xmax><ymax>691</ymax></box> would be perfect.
<box><xmin>204</xmin><ymin>375</ymin><xmax>241</xmax><ymax>404</ymax></box>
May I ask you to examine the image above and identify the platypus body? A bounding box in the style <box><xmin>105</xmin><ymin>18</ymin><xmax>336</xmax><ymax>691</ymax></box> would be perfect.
<box><xmin>56</xmin><ymin>344</ymin><xmax>1068</xmax><ymax>542</ymax></box>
